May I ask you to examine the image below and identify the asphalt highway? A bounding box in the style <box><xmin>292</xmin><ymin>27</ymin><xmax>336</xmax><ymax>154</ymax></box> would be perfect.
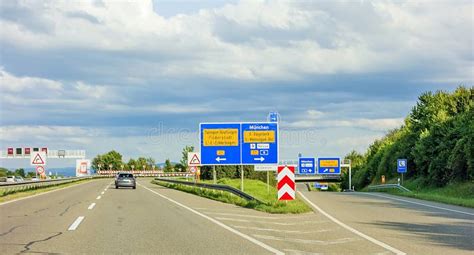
<box><xmin>1</xmin><ymin>178</ymin><xmax>472</xmax><ymax>254</ymax></box>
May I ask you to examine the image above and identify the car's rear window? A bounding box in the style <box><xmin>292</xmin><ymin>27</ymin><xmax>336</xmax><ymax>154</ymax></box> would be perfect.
<box><xmin>118</xmin><ymin>174</ymin><xmax>133</xmax><ymax>178</ymax></box>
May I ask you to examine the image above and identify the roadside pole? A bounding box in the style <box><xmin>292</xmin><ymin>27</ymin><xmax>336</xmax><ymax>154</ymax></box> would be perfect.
<box><xmin>342</xmin><ymin>159</ymin><xmax>352</xmax><ymax>191</ymax></box>
<box><xmin>267</xmin><ymin>171</ymin><xmax>270</xmax><ymax>193</ymax></box>
<box><xmin>349</xmin><ymin>164</ymin><xmax>352</xmax><ymax>191</ymax></box>
<box><xmin>241</xmin><ymin>165</ymin><xmax>244</xmax><ymax>192</ymax></box>
<box><xmin>213</xmin><ymin>165</ymin><xmax>216</xmax><ymax>184</ymax></box>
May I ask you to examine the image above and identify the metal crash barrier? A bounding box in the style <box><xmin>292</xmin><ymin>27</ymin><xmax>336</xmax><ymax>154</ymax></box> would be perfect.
<box><xmin>154</xmin><ymin>178</ymin><xmax>263</xmax><ymax>203</ymax></box>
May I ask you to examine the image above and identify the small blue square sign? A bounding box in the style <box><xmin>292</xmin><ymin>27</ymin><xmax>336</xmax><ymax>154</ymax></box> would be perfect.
<box><xmin>397</xmin><ymin>159</ymin><xmax>407</xmax><ymax>173</ymax></box>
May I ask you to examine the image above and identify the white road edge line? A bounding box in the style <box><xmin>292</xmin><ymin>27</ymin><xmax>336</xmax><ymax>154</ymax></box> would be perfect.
<box><xmin>68</xmin><ymin>216</ymin><xmax>85</xmax><ymax>231</ymax></box>
<box><xmin>96</xmin><ymin>196</ymin><xmax>101</xmax><ymax>200</ymax></box>
<box><xmin>298</xmin><ymin>191</ymin><xmax>406</xmax><ymax>255</ymax></box>
<box><xmin>88</xmin><ymin>203</ymin><xmax>96</xmax><ymax>210</ymax></box>
<box><xmin>361</xmin><ymin>192</ymin><xmax>474</xmax><ymax>216</ymax></box>
<box><xmin>138</xmin><ymin>183</ymin><xmax>283</xmax><ymax>255</ymax></box>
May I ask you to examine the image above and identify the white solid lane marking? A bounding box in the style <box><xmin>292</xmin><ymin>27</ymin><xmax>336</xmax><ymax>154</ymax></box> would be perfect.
<box><xmin>96</xmin><ymin>196</ymin><xmax>101</xmax><ymax>200</ymax></box>
<box><xmin>203</xmin><ymin>212</ymin><xmax>315</xmax><ymax>220</ymax></box>
<box><xmin>138</xmin><ymin>183</ymin><xmax>283</xmax><ymax>255</ymax></box>
<box><xmin>362</xmin><ymin>192</ymin><xmax>474</xmax><ymax>216</ymax></box>
<box><xmin>233</xmin><ymin>225</ymin><xmax>332</xmax><ymax>234</ymax></box>
<box><xmin>88</xmin><ymin>203</ymin><xmax>96</xmax><ymax>210</ymax></box>
<box><xmin>205</xmin><ymin>212</ymin><xmax>280</xmax><ymax>219</ymax></box>
<box><xmin>215</xmin><ymin>217</ymin><xmax>327</xmax><ymax>226</ymax></box>
<box><xmin>253</xmin><ymin>234</ymin><xmax>359</xmax><ymax>245</ymax></box>
<box><xmin>68</xmin><ymin>216</ymin><xmax>85</xmax><ymax>231</ymax></box>
<box><xmin>284</xmin><ymin>249</ymin><xmax>321</xmax><ymax>255</ymax></box>
<box><xmin>298</xmin><ymin>191</ymin><xmax>406</xmax><ymax>255</ymax></box>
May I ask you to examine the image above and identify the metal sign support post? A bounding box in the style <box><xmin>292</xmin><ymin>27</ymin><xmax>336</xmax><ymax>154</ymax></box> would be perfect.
<box><xmin>267</xmin><ymin>171</ymin><xmax>270</xmax><ymax>193</ymax></box>
<box><xmin>341</xmin><ymin>160</ymin><xmax>352</xmax><ymax>191</ymax></box>
<box><xmin>241</xmin><ymin>165</ymin><xmax>244</xmax><ymax>192</ymax></box>
<box><xmin>213</xmin><ymin>165</ymin><xmax>216</xmax><ymax>184</ymax></box>
<box><xmin>349</xmin><ymin>164</ymin><xmax>352</xmax><ymax>191</ymax></box>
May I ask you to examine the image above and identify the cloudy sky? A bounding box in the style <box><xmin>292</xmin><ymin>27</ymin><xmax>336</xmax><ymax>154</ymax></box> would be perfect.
<box><xmin>0</xmin><ymin>0</ymin><xmax>472</xmax><ymax>168</ymax></box>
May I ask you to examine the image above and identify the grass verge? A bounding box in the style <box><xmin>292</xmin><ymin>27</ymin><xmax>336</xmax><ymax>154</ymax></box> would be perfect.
<box><xmin>152</xmin><ymin>178</ymin><xmax>312</xmax><ymax>214</ymax></box>
<box><xmin>0</xmin><ymin>179</ymin><xmax>94</xmax><ymax>203</ymax></box>
<box><xmin>373</xmin><ymin>178</ymin><xmax>474</xmax><ymax>208</ymax></box>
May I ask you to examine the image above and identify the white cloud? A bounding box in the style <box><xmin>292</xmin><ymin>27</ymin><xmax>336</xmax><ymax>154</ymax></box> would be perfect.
<box><xmin>285</xmin><ymin>117</ymin><xmax>404</xmax><ymax>131</ymax></box>
<box><xmin>0</xmin><ymin>125</ymin><xmax>103</xmax><ymax>142</ymax></box>
<box><xmin>307</xmin><ymin>109</ymin><xmax>324</xmax><ymax>119</ymax></box>
<box><xmin>0</xmin><ymin>0</ymin><xmax>471</xmax><ymax>81</ymax></box>
<box><xmin>0</xmin><ymin>67</ymin><xmax>63</xmax><ymax>93</ymax></box>
<box><xmin>74</xmin><ymin>81</ymin><xmax>108</xmax><ymax>99</ymax></box>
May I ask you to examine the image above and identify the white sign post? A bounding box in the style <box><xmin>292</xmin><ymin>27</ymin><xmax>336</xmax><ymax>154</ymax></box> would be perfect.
<box><xmin>254</xmin><ymin>165</ymin><xmax>277</xmax><ymax>193</ymax></box>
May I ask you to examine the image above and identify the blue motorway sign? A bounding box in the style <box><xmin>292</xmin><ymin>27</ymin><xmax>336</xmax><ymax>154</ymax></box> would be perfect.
<box><xmin>317</xmin><ymin>158</ymin><xmax>341</xmax><ymax>174</ymax></box>
<box><xmin>268</xmin><ymin>112</ymin><xmax>279</xmax><ymax>122</ymax></box>
<box><xmin>298</xmin><ymin>157</ymin><xmax>315</xmax><ymax>174</ymax></box>
<box><xmin>241</xmin><ymin>123</ymin><xmax>278</xmax><ymax>165</ymax></box>
<box><xmin>397</xmin><ymin>159</ymin><xmax>407</xmax><ymax>173</ymax></box>
<box><xmin>200</xmin><ymin>123</ymin><xmax>241</xmax><ymax>165</ymax></box>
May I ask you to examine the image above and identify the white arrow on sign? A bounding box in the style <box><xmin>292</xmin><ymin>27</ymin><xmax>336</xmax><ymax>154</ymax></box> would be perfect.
<box><xmin>323</xmin><ymin>168</ymin><xmax>329</xmax><ymax>172</ymax></box>
<box><xmin>254</xmin><ymin>157</ymin><xmax>265</xmax><ymax>162</ymax></box>
<box><xmin>216</xmin><ymin>157</ymin><xmax>227</xmax><ymax>162</ymax></box>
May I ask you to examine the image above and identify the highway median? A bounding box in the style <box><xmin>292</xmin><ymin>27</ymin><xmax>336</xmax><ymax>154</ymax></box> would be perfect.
<box><xmin>152</xmin><ymin>178</ymin><xmax>312</xmax><ymax>214</ymax></box>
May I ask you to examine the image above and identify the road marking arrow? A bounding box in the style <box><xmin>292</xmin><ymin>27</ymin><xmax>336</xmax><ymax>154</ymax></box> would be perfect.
<box><xmin>254</xmin><ymin>157</ymin><xmax>265</xmax><ymax>162</ymax></box>
<box><xmin>216</xmin><ymin>157</ymin><xmax>227</xmax><ymax>162</ymax></box>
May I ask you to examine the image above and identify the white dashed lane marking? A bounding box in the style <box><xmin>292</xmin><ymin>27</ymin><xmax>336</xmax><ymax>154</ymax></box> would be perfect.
<box><xmin>68</xmin><ymin>216</ymin><xmax>85</xmax><ymax>231</ymax></box>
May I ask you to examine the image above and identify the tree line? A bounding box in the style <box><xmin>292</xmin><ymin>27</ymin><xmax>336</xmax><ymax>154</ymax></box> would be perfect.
<box><xmin>342</xmin><ymin>86</ymin><xmax>473</xmax><ymax>189</ymax></box>
<box><xmin>92</xmin><ymin>150</ymin><xmax>180</xmax><ymax>172</ymax></box>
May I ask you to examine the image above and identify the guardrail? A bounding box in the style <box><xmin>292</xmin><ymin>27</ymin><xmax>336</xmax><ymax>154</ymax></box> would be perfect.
<box><xmin>0</xmin><ymin>176</ymin><xmax>95</xmax><ymax>196</ymax></box>
<box><xmin>368</xmin><ymin>184</ymin><xmax>411</xmax><ymax>193</ymax></box>
<box><xmin>154</xmin><ymin>178</ymin><xmax>263</xmax><ymax>203</ymax></box>
<box><xmin>97</xmin><ymin>170</ymin><xmax>189</xmax><ymax>177</ymax></box>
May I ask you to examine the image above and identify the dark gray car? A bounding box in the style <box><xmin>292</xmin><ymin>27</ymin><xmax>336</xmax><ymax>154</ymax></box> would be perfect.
<box><xmin>115</xmin><ymin>173</ymin><xmax>136</xmax><ymax>189</ymax></box>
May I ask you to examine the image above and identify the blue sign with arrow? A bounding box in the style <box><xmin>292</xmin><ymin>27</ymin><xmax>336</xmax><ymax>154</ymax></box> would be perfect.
<box><xmin>397</xmin><ymin>159</ymin><xmax>407</xmax><ymax>173</ymax></box>
<box><xmin>298</xmin><ymin>157</ymin><xmax>315</xmax><ymax>174</ymax></box>
<box><xmin>317</xmin><ymin>158</ymin><xmax>341</xmax><ymax>174</ymax></box>
<box><xmin>241</xmin><ymin>123</ymin><xmax>278</xmax><ymax>165</ymax></box>
<box><xmin>200</xmin><ymin>123</ymin><xmax>241</xmax><ymax>165</ymax></box>
<box><xmin>268</xmin><ymin>112</ymin><xmax>279</xmax><ymax>122</ymax></box>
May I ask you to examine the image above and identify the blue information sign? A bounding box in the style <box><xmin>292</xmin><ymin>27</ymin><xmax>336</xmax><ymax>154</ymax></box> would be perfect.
<box><xmin>298</xmin><ymin>157</ymin><xmax>315</xmax><ymax>174</ymax></box>
<box><xmin>317</xmin><ymin>158</ymin><xmax>341</xmax><ymax>174</ymax></box>
<box><xmin>268</xmin><ymin>112</ymin><xmax>279</xmax><ymax>122</ymax></box>
<box><xmin>397</xmin><ymin>159</ymin><xmax>407</xmax><ymax>173</ymax></box>
<box><xmin>241</xmin><ymin>123</ymin><xmax>278</xmax><ymax>165</ymax></box>
<box><xmin>200</xmin><ymin>123</ymin><xmax>241</xmax><ymax>165</ymax></box>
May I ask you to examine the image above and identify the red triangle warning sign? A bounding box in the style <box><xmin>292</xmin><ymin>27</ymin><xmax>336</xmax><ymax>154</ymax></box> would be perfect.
<box><xmin>32</xmin><ymin>153</ymin><xmax>45</xmax><ymax>165</ymax></box>
<box><xmin>190</xmin><ymin>154</ymin><xmax>200</xmax><ymax>165</ymax></box>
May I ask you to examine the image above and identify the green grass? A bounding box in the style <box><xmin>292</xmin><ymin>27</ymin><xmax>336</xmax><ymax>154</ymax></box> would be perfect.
<box><xmin>152</xmin><ymin>178</ymin><xmax>312</xmax><ymax>214</ymax></box>
<box><xmin>374</xmin><ymin>178</ymin><xmax>474</xmax><ymax>208</ymax></box>
<box><xmin>0</xmin><ymin>178</ymin><xmax>94</xmax><ymax>203</ymax></box>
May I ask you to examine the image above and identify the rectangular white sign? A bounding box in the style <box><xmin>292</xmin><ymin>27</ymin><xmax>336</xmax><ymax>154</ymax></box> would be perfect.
<box><xmin>76</xmin><ymin>159</ymin><xmax>91</xmax><ymax>177</ymax></box>
<box><xmin>254</xmin><ymin>164</ymin><xmax>277</xmax><ymax>172</ymax></box>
